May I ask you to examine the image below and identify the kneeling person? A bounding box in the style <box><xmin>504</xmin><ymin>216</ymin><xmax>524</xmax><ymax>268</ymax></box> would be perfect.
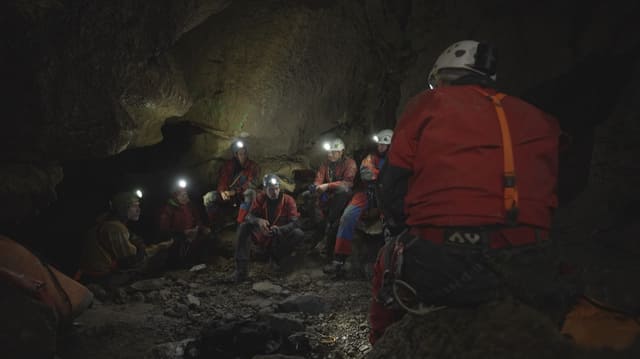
<box><xmin>233</xmin><ymin>174</ymin><xmax>304</xmax><ymax>282</ymax></box>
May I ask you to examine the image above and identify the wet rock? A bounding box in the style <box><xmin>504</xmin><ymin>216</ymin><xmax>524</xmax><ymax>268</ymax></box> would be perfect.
<box><xmin>246</xmin><ymin>298</ymin><xmax>275</xmax><ymax>309</ymax></box>
<box><xmin>262</xmin><ymin>313</ymin><xmax>305</xmax><ymax>337</ymax></box>
<box><xmin>190</xmin><ymin>320</ymin><xmax>282</xmax><ymax>358</ymax></box>
<box><xmin>277</xmin><ymin>295</ymin><xmax>328</xmax><ymax>314</ymax></box>
<box><xmin>130</xmin><ymin>292</ymin><xmax>146</xmax><ymax>303</ymax></box>
<box><xmin>176</xmin><ymin>279</ymin><xmax>190</xmax><ymax>287</ymax></box>
<box><xmin>165</xmin><ymin>303</ymin><xmax>189</xmax><ymax>318</ymax></box>
<box><xmin>149</xmin><ymin>338</ymin><xmax>196</xmax><ymax>359</ymax></box>
<box><xmin>130</xmin><ymin>278</ymin><xmax>167</xmax><ymax>292</ymax></box>
<box><xmin>113</xmin><ymin>288</ymin><xmax>129</xmax><ymax>304</ymax></box>
<box><xmin>146</xmin><ymin>289</ymin><xmax>172</xmax><ymax>303</ymax></box>
<box><xmin>308</xmin><ymin>269</ymin><xmax>325</xmax><ymax>280</ymax></box>
<box><xmin>189</xmin><ymin>264</ymin><xmax>207</xmax><ymax>272</ymax></box>
<box><xmin>285</xmin><ymin>273</ymin><xmax>311</xmax><ymax>287</ymax></box>
<box><xmin>186</xmin><ymin>294</ymin><xmax>201</xmax><ymax>308</ymax></box>
<box><xmin>253</xmin><ymin>355</ymin><xmax>305</xmax><ymax>359</ymax></box>
<box><xmin>253</xmin><ymin>281</ymin><xmax>284</xmax><ymax>295</ymax></box>
<box><xmin>368</xmin><ymin>299</ymin><xmax>577</xmax><ymax>359</ymax></box>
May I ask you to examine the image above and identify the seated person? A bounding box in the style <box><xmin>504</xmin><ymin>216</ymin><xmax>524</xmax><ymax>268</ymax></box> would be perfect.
<box><xmin>157</xmin><ymin>178</ymin><xmax>213</xmax><ymax>267</ymax></box>
<box><xmin>232</xmin><ymin>174</ymin><xmax>304</xmax><ymax>283</ymax></box>
<box><xmin>302</xmin><ymin>138</ymin><xmax>357</xmax><ymax>258</ymax></box>
<box><xmin>77</xmin><ymin>189</ymin><xmax>172</xmax><ymax>286</ymax></box>
<box><xmin>324</xmin><ymin>129</ymin><xmax>393</xmax><ymax>277</ymax></box>
<box><xmin>203</xmin><ymin>139</ymin><xmax>260</xmax><ymax>229</ymax></box>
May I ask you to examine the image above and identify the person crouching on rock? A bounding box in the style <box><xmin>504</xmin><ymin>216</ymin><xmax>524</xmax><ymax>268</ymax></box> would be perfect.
<box><xmin>231</xmin><ymin>174</ymin><xmax>304</xmax><ymax>283</ymax></box>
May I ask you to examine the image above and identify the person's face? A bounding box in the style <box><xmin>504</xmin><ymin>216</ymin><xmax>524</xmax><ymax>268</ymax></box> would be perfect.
<box><xmin>266</xmin><ymin>185</ymin><xmax>280</xmax><ymax>200</ymax></box>
<box><xmin>327</xmin><ymin>150</ymin><xmax>343</xmax><ymax>162</ymax></box>
<box><xmin>235</xmin><ymin>148</ymin><xmax>248</xmax><ymax>165</ymax></box>
<box><xmin>377</xmin><ymin>144</ymin><xmax>389</xmax><ymax>154</ymax></box>
<box><xmin>127</xmin><ymin>200</ymin><xmax>141</xmax><ymax>222</ymax></box>
<box><xmin>174</xmin><ymin>189</ymin><xmax>189</xmax><ymax>205</ymax></box>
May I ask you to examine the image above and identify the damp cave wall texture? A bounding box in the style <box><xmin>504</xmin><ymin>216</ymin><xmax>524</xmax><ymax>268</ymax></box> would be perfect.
<box><xmin>1</xmin><ymin>0</ymin><xmax>640</xmax><ymax>242</ymax></box>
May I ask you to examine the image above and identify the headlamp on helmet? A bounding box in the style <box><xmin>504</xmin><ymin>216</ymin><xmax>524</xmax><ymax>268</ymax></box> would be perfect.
<box><xmin>322</xmin><ymin>138</ymin><xmax>345</xmax><ymax>152</ymax></box>
<box><xmin>373</xmin><ymin>129</ymin><xmax>393</xmax><ymax>145</ymax></box>
<box><xmin>231</xmin><ymin>140</ymin><xmax>245</xmax><ymax>153</ymax></box>
<box><xmin>262</xmin><ymin>174</ymin><xmax>280</xmax><ymax>188</ymax></box>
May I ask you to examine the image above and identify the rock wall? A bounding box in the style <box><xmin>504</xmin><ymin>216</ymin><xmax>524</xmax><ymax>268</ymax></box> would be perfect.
<box><xmin>172</xmin><ymin>0</ymin><xmax>392</xmax><ymax>182</ymax></box>
<box><xmin>0</xmin><ymin>0</ymin><xmax>231</xmax><ymax>221</ymax></box>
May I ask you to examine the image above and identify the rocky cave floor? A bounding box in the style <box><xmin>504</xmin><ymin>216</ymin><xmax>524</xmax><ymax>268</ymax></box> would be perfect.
<box><xmin>52</xmin><ymin>221</ymin><xmax>640</xmax><ymax>359</ymax></box>
<box><xmin>57</xmin><ymin>229</ymin><xmax>375</xmax><ymax>359</ymax></box>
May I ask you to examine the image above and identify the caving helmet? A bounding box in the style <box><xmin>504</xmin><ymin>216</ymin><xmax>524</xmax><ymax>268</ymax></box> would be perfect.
<box><xmin>262</xmin><ymin>173</ymin><xmax>281</xmax><ymax>188</ymax></box>
<box><xmin>373</xmin><ymin>129</ymin><xmax>393</xmax><ymax>144</ymax></box>
<box><xmin>230</xmin><ymin>140</ymin><xmax>245</xmax><ymax>154</ymax></box>
<box><xmin>427</xmin><ymin>40</ymin><xmax>497</xmax><ymax>89</ymax></box>
<box><xmin>322</xmin><ymin>138</ymin><xmax>345</xmax><ymax>152</ymax></box>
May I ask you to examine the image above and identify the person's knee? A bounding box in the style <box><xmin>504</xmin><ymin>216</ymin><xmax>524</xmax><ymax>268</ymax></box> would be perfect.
<box><xmin>333</xmin><ymin>185</ymin><xmax>350</xmax><ymax>194</ymax></box>
<box><xmin>291</xmin><ymin>228</ymin><xmax>304</xmax><ymax>241</ymax></box>
<box><xmin>237</xmin><ymin>222</ymin><xmax>255</xmax><ymax>234</ymax></box>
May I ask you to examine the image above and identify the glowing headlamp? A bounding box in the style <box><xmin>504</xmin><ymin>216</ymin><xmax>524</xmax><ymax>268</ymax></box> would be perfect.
<box><xmin>373</xmin><ymin>135</ymin><xmax>379</xmax><ymax>142</ymax></box>
<box><xmin>135</xmin><ymin>189</ymin><xmax>143</xmax><ymax>199</ymax></box>
<box><xmin>323</xmin><ymin>142</ymin><xmax>331</xmax><ymax>151</ymax></box>
<box><xmin>177</xmin><ymin>179</ymin><xmax>187</xmax><ymax>189</ymax></box>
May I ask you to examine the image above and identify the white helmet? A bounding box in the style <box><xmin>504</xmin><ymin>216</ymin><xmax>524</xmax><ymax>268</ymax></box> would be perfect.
<box><xmin>373</xmin><ymin>129</ymin><xmax>393</xmax><ymax>144</ymax></box>
<box><xmin>322</xmin><ymin>138</ymin><xmax>345</xmax><ymax>152</ymax></box>
<box><xmin>427</xmin><ymin>40</ymin><xmax>497</xmax><ymax>89</ymax></box>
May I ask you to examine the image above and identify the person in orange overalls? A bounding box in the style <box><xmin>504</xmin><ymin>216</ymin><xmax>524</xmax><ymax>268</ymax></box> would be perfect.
<box><xmin>203</xmin><ymin>140</ymin><xmax>260</xmax><ymax>229</ymax></box>
<box><xmin>158</xmin><ymin>178</ymin><xmax>212</xmax><ymax>267</ymax></box>
<box><xmin>303</xmin><ymin>138</ymin><xmax>357</xmax><ymax>260</ymax></box>
<box><xmin>231</xmin><ymin>174</ymin><xmax>304</xmax><ymax>283</ymax></box>
<box><xmin>369</xmin><ymin>40</ymin><xmax>564</xmax><ymax>344</ymax></box>
<box><xmin>323</xmin><ymin>129</ymin><xmax>393</xmax><ymax>277</ymax></box>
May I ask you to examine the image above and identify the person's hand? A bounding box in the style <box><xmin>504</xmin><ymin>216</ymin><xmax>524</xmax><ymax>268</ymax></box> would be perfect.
<box><xmin>316</xmin><ymin>183</ymin><xmax>329</xmax><ymax>193</ymax></box>
<box><xmin>221</xmin><ymin>190</ymin><xmax>237</xmax><ymax>201</ymax></box>
<box><xmin>270</xmin><ymin>226</ymin><xmax>282</xmax><ymax>237</ymax></box>
<box><xmin>257</xmin><ymin>218</ymin><xmax>270</xmax><ymax>235</ymax></box>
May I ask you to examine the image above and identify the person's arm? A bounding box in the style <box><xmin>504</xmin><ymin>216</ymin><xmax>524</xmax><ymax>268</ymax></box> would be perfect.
<box><xmin>244</xmin><ymin>195</ymin><xmax>270</xmax><ymax>234</ymax></box>
<box><xmin>314</xmin><ymin>163</ymin><xmax>327</xmax><ymax>186</ymax></box>
<box><xmin>379</xmin><ymin>91</ymin><xmax>433</xmax><ymax>230</ymax></box>
<box><xmin>275</xmin><ymin>195</ymin><xmax>300</xmax><ymax>235</ymax></box>
<box><xmin>242</xmin><ymin>161</ymin><xmax>260</xmax><ymax>192</ymax></box>
<box><xmin>326</xmin><ymin>158</ymin><xmax>357</xmax><ymax>191</ymax></box>
<box><xmin>378</xmin><ymin>163</ymin><xmax>411</xmax><ymax>230</ymax></box>
<box><xmin>216</xmin><ymin>160</ymin><xmax>233</xmax><ymax>193</ymax></box>
<box><xmin>99</xmin><ymin>224</ymin><xmax>143</xmax><ymax>269</ymax></box>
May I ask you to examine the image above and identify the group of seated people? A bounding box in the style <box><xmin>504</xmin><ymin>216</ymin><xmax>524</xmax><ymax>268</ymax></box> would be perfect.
<box><xmin>76</xmin><ymin>130</ymin><xmax>393</xmax><ymax>286</ymax></box>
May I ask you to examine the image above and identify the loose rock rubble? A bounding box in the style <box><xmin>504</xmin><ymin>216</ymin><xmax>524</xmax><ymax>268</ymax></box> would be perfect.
<box><xmin>58</xmin><ymin>253</ymin><xmax>373</xmax><ymax>359</ymax></box>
